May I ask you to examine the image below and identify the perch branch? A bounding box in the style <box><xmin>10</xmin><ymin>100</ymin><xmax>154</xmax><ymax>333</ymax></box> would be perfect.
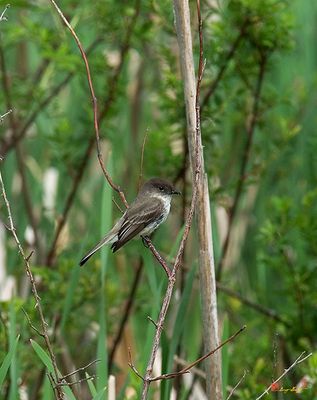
<box><xmin>45</xmin><ymin>0</ymin><xmax>140</xmax><ymax>266</ymax></box>
<box><xmin>147</xmin><ymin>325</ymin><xmax>246</xmax><ymax>382</ymax></box>
<box><xmin>140</xmin><ymin>0</ymin><xmax>204</xmax><ymax>397</ymax></box>
<box><xmin>48</xmin><ymin>0</ymin><xmax>128</xmax><ymax>207</ymax></box>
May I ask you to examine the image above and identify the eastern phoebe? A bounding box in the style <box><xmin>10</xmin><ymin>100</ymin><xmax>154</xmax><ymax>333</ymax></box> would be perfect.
<box><xmin>79</xmin><ymin>178</ymin><xmax>180</xmax><ymax>266</ymax></box>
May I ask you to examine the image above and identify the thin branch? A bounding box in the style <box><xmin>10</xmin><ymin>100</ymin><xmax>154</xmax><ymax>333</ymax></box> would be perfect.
<box><xmin>141</xmin><ymin>236</ymin><xmax>171</xmax><ymax>278</ymax></box>
<box><xmin>148</xmin><ymin>325</ymin><xmax>246</xmax><ymax>382</ymax></box>
<box><xmin>0</xmin><ymin>109</ymin><xmax>12</xmax><ymax>121</ymax></box>
<box><xmin>138</xmin><ymin>129</ymin><xmax>149</xmax><ymax>190</ymax></box>
<box><xmin>226</xmin><ymin>370</ymin><xmax>247</xmax><ymax>400</ymax></box>
<box><xmin>174</xmin><ymin>355</ymin><xmax>206</xmax><ymax>379</ymax></box>
<box><xmin>255</xmin><ymin>352</ymin><xmax>312</xmax><ymax>400</ymax></box>
<box><xmin>112</xmin><ymin>196</ymin><xmax>124</xmax><ymax>214</ymax></box>
<box><xmin>0</xmin><ymin>4</ymin><xmax>10</xmax><ymax>22</ymax></box>
<box><xmin>0</xmin><ymin>170</ymin><xmax>64</xmax><ymax>400</ymax></box>
<box><xmin>48</xmin><ymin>0</ymin><xmax>128</xmax><ymax>208</ymax></box>
<box><xmin>140</xmin><ymin>0</ymin><xmax>204</xmax><ymax>397</ymax></box>
<box><xmin>55</xmin><ymin>375</ymin><xmax>96</xmax><ymax>388</ymax></box>
<box><xmin>130</xmin><ymin>325</ymin><xmax>245</xmax><ymax>384</ymax></box>
<box><xmin>128</xmin><ymin>347</ymin><xmax>145</xmax><ymax>382</ymax></box>
<box><xmin>147</xmin><ymin>316</ymin><xmax>158</xmax><ymax>329</ymax></box>
<box><xmin>45</xmin><ymin>0</ymin><xmax>141</xmax><ymax>266</ymax></box>
<box><xmin>22</xmin><ymin>307</ymin><xmax>44</xmax><ymax>338</ymax></box>
<box><xmin>59</xmin><ymin>359</ymin><xmax>100</xmax><ymax>380</ymax></box>
<box><xmin>217</xmin><ymin>53</ymin><xmax>267</xmax><ymax>281</ymax></box>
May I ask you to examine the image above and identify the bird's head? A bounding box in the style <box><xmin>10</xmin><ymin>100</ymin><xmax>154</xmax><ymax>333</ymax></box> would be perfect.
<box><xmin>140</xmin><ymin>178</ymin><xmax>181</xmax><ymax>197</ymax></box>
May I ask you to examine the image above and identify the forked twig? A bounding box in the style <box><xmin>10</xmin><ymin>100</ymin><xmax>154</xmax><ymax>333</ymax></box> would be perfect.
<box><xmin>255</xmin><ymin>351</ymin><xmax>312</xmax><ymax>400</ymax></box>
<box><xmin>149</xmin><ymin>326</ymin><xmax>246</xmax><ymax>382</ymax></box>
<box><xmin>129</xmin><ymin>326</ymin><xmax>246</xmax><ymax>383</ymax></box>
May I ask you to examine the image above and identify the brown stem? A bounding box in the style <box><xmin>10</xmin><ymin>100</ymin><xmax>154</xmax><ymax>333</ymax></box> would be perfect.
<box><xmin>142</xmin><ymin>236</ymin><xmax>171</xmax><ymax>278</ymax></box>
<box><xmin>148</xmin><ymin>326</ymin><xmax>246</xmax><ymax>382</ymax></box>
<box><xmin>48</xmin><ymin>0</ymin><xmax>130</xmax><ymax>208</ymax></box>
<box><xmin>46</xmin><ymin>0</ymin><xmax>141</xmax><ymax>266</ymax></box>
<box><xmin>0</xmin><ymin>172</ymin><xmax>64</xmax><ymax>400</ymax></box>
<box><xmin>216</xmin><ymin>53</ymin><xmax>267</xmax><ymax>281</ymax></box>
<box><xmin>140</xmin><ymin>0</ymin><xmax>204</xmax><ymax>397</ymax></box>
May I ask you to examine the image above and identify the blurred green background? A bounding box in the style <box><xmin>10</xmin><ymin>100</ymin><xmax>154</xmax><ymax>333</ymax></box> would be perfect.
<box><xmin>0</xmin><ymin>0</ymin><xmax>317</xmax><ymax>399</ymax></box>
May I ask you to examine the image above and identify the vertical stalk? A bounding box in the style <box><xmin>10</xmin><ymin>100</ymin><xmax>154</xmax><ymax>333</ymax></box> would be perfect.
<box><xmin>173</xmin><ymin>0</ymin><xmax>222</xmax><ymax>398</ymax></box>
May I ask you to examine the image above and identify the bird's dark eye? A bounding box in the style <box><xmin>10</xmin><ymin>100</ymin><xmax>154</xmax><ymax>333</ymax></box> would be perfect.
<box><xmin>159</xmin><ymin>186</ymin><xmax>164</xmax><ymax>191</ymax></box>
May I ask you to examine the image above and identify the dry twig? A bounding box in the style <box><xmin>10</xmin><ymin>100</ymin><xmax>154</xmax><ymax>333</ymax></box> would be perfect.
<box><xmin>226</xmin><ymin>370</ymin><xmax>247</xmax><ymax>400</ymax></box>
<box><xmin>140</xmin><ymin>0</ymin><xmax>205</xmax><ymax>396</ymax></box>
<box><xmin>255</xmin><ymin>352</ymin><xmax>312</xmax><ymax>400</ymax></box>
<box><xmin>48</xmin><ymin>0</ymin><xmax>128</xmax><ymax>208</ymax></box>
<box><xmin>0</xmin><ymin>4</ymin><xmax>10</xmax><ymax>22</ymax></box>
<box><xmin>0</xmin><ymin>170</ymin><xmax>64</xmax><ymax>400</ymax></box>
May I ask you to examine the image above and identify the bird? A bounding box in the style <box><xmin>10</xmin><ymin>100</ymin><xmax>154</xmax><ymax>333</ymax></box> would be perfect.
<box><xmin>79</xmin><ymin>178</ymin><xmax>180</xmax><ymax>266</ymax></box>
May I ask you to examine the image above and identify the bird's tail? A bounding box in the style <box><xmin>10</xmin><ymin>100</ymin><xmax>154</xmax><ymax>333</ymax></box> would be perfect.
<box><xmin>79</xmin><ymin>228</ymin><xmax>118</xmax><ymax>266</ymax></box>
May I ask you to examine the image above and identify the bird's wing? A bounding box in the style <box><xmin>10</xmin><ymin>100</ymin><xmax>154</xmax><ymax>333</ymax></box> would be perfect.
<box><xmin>111</xmin><ymin>197</ymin><xmax>164</xmax><ymax>252</ymax></box>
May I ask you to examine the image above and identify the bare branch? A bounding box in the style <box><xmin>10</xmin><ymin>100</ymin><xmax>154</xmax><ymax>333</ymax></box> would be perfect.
<box><xmin>148</xmin><ymin>325</ymin><xmax>246</xmax><ymax>382</ymax></box>
<box><xmin>45</xmin><ymin>0</ymin><xmax>141</xmax><ymax>266</ymax></box>
<box><xmin>48</xmin><ymin>0</ymin><xmax>128</xmax><ymax>208</ymax></box>
<box><xmin>138</xmin><ymin>128</ymin><xmax>149</xmax><ymax>190</ymax></box>
<box><xmin>0</xmin><ymin>109</ymin><xmax>12</xmax><ymax>121</ymax></box>
<box><xmin>255</xmin><ymin>352</ymin><xmax>312</xmax><ymax>400</ymax></box>
<box><xmin>147</xmin><ymin>316</ymin><xmax>158</xmax><ymax>329</ymax></box>
<box><xmin>140</xmin><ymin>0</ymin><xmax>205</xmax><ymax>396</ymax></box>
<box><xmin>0</xmin><ymin>170</ymin><xmax>64</xmax><ymax>400</ymax></box>
<box><xmin>22</xmin><ymin>307</ymin><xmax>44</xmax><ymax>338</ymax></box>
<box><xmin>226</xmin><ymin>370</ymin><xmax>247</xmax><ymax>400</ymax></box>
<box><xmin>141</xmin><ymin>236</ymin><xmax>171</xmax><ymax>278</ymax></box>
<box><xmin>128</xmin><ymin>347</ymin><xmax>145</xmax><ymax>382</ymax></box>
<box><xmin>60</xmin><ymin>359</ymin><xmax>100</xmax><ymax>380</ymax></box>
<box><xmin>0</xmin><ymin>4</ymin><xmax>10</xmax><ymax>22</ymax></box>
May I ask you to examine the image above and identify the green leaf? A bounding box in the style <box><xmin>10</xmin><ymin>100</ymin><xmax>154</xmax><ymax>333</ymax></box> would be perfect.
<box><xmin>30</xmin><ymin>339</ymin><xmax>76</xmax><ymax>400</ymax></box>
<box><xmin>93</xmin><ymin>386</ymin><xmax>107</xmax><ymax>400</ymax></box>
<box><xmin>86</xmin><ymin>372</ymin><xmax>97</xmax><ymax>397</ymax></box>
<box><xmin>0</xmin><ymin>335</ymin><xmax>20</xmax><ymax>387</ymax></box>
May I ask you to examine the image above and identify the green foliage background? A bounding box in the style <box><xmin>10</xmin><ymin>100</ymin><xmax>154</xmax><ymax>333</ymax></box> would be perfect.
<box><xmin>0</xmin><ymin>0</ymin><xmax>316</xmax><ymax>399</ymax></box>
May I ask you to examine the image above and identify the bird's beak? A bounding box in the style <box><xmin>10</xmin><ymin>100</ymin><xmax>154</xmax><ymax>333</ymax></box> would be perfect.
<box><xmin>172</xmin><ymin>189</ymin><xmax>181</xmax><ymax>195</ymax></box>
